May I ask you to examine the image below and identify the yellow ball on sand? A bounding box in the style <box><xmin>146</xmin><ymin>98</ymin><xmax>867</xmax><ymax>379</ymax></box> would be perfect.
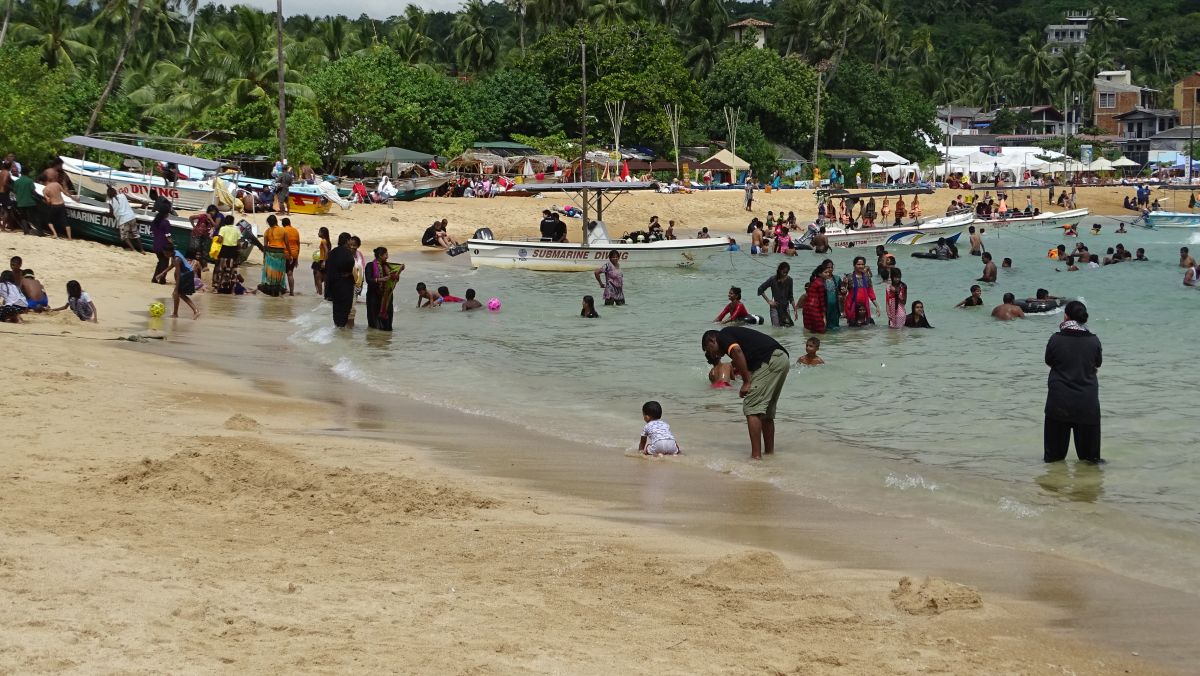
<box><xmin>148</xmin><ymin>301</ymin><xmax>166</xmax><ymax>318</ymax></box>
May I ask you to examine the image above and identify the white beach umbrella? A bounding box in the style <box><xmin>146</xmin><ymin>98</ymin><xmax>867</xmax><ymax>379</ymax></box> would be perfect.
<box><xmin>1088</xmin><ymin>157</ymin><xmax>1114</xmax><ymax>171</ymax></box>
<box><xmin>1111</xmin><ymin>156</ymin><xmax>1139</xmax><ymax>168</ymax></box>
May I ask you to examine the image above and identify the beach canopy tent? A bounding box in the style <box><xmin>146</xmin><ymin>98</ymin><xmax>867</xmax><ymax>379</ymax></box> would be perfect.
<box><xmin>1087</xmin><ymin>157</ymin><xmax>1115</xmax><ymax>172</ymax></box>
<box><xmin>64</xmin><ymin>134</ymin><xmax>222</xmax><ymax>171</ymax></box>
<box><xmin>702</xmin><ymin>149</ymin><xmax>750</xmax><ymax>172</ymax></box>
<box><xmin>1111</xmin><ymin>156</ymin><xmax>1139</xmax><ymax>168</ymax></box>
<box><xmin>473</xmin><ymin>140</ymin><xmax>537</xmax><ymax>157</ymax></box>
<box><xmin>341</xmin><ymin>146</ymin><xmax>436</xmax><ymax>177</ymax></box>
<box><xmin>448</xmin><ymin>151</ymin><xmax>510</xmax><ymax>173</ymax></box>
<box><xmin>864</xmin><ymin>150</ymin><xmax>909</xmax><ymax>166</ymax></box>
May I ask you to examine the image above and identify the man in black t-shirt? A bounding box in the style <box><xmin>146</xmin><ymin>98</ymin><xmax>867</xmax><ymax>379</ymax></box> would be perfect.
<box><xmin>702</xmin><ymin>327</ymin><xmax>790</xmax><ymax>460</ymax></box>
<box><xmin>552</xmin><ymin>214</ymin><xmax>567</xmax><ymax>242</ymax></box>
<box><xmin>539</xmin><ymin>210</ymin><xmax>557</xmax><ymax>241</ymax></box>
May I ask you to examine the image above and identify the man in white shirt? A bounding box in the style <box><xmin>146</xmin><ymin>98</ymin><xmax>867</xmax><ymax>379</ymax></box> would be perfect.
<box><xmin>107</xmin><ymin>185</ymin><xmax>144</xmax><ymax>254</ymax></box>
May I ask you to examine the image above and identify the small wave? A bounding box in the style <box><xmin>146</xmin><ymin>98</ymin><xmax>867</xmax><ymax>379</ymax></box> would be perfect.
<box><xmin>885</xmin><ymin>473</ymin><xmax>939</xmax><ymax>491</ymax></box>
<box><xmin>997</xmin><ymin>496</ymin><xmax>1042</xmax><ymax>519</ymax></box>
<box><xmin>1189</xmin><ymin>232</ymin><xmax>1200</xmax><ymax>245</ymax></box>
<box><xmin>303</xmin><ymin>325</ymin><xmax>337</xmax><ymax>345</ymax></box>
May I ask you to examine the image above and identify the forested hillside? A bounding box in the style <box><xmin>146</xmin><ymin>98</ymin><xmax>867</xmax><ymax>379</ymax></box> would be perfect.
<box><xmin>0</xmin><ymin>0</ymin><xmax>1196</xmax><ymax>172</ymax></box>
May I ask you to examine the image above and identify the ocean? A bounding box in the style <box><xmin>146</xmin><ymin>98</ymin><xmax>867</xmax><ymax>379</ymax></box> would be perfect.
<box><xmin>289</xmin><ymin>219</ymin><xmax>1200</xmax><ymax>596</ymax></box>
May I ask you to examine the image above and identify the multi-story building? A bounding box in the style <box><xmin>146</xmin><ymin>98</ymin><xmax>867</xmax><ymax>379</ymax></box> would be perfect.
<box><xmin>1045</xmin><ymin>10</ymin><xmax>1126</xmax><ymax>54</ymax></box>
<box><xmin>1172</xmin><ymin>71</ymin><xmax>1200</xmax><ymax>127</ymax></box>
<box><xmin>1093</xmin><ymin>70</ymin><xmax>1157</xmax><ymax>136</ymax></box>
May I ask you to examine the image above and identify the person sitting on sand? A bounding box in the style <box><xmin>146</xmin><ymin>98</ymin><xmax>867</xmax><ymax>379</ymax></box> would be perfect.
<box><xmin>19</xmin><ymin>270</ymin><xmax>48</xmax><ymax>312</ymax></box>
<box><xmin>461</xmin><ymin>288</ymin><xmax>482</xmax><ymax>311</ymax></box>
<box><xmin>796</xmin><ymin>337</ymin><xmax>824</xmax><ymax>365</ymax></box>
<box><xmin>415</xmin><ymin>282</ymin><xmax>440</xmax><ymax>308</ymax></box>
<box><xmin>638</xmin><ymin>400</ymin><xmax>681</xmax><ymax>456</ymax></box>
<box><xmin>421</xmin><ymin>219</ymin><xmax>458</xmax><ymax>249</ymax></box>
<box><xmin>956</xmin><ymin>285</ymin><xmax>984</xmax><ymax>308</ymax></box>
<box><xmin>0</xmin><ymin>269</ymin><xmax>28</xmax><ymax>322</ymax></box>
<box><xmin>50</xmin><ymin>280</ymin><xmax>97</xmax><ymax>323</ymax></box>
<box><xmin>991</xmin><ymin>292</ymin><xmax>1025</xmax><ymax>320</ymax></box>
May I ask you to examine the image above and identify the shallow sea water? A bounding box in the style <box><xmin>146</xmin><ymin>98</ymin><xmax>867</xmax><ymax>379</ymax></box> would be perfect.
<box><xmin>290</xmin><ymin>218</ymin><xmax>1200</xmax><ymax>594</ymax></box>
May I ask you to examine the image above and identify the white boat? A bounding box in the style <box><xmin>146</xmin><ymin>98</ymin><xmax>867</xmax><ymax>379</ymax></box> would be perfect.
<box><xmin>466</xmin><ymin>220</ymin><xmax>731</xmax><ymax>271</ymax></box>
<box><xmin>971</xmin><ymin>207</ymin><xmax>1090</xmax><ymax>230</ymax></box>
<box><xmin>1141</xmin><ymin>211</ymin><xmax>1200</xmax><ymax>228</ymax></box>
<box><xmin>813</xmin><ymin>212</ymin><xmax>974</xmax><ymax>249</ymax></box>
<box><xmin>60</xmin><ymin>155</ymin><xmax>217</xmax><ymax>211</ymax></box>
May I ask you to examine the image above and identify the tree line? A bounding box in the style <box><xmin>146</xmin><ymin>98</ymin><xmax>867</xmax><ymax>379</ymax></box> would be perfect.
<box><xmin>0</xmin><ymin>0</ymin><xmax>1195</xmax><ymax>175</ymax></box>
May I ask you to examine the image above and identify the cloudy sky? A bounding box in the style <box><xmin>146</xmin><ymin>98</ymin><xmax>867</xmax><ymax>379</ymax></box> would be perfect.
<box><xmin>228</xmin><ymin>0</ymin><xmax>463</xmax><ymax>19</ymax></box>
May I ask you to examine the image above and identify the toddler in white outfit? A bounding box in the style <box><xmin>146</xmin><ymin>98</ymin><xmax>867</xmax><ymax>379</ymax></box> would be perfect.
<box><xmin>639</xmin><ymin>400</ymin><xmax>681</xmax><ymax>456</ymax></box>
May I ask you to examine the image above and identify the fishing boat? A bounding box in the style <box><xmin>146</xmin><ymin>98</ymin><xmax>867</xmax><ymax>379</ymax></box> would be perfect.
<box><xmin>467</xmin><ymin>218</ymin><xmax>730</xmax><ymax>271</ymax></box>
<box><xmin>971</xmin><ymin>207</ymin><xmax>1090</xmax><ymax>230</ymax></box>
<box><xmin>58</xmin><ymin>192</ymin><xmax>254</xmax><ymax>264</ymax></box>
<box><xmin>810</xmin><ymin>187</ymin><xmax>973</xmax><ymax>248</ymax></box>
<box><xmin>59</xmin><ymin>136</ymin><xmax>223</xmax><ymax>212</ymax></box>
<box><xmin>1140</xmin><ymin>211</ymin><xmax>1200</xmax><ymax>228</ymax></box>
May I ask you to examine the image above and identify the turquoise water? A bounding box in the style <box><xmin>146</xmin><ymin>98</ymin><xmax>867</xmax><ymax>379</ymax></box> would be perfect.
<box><xmin>289</xmin><ymin>220</ymin><xmax>1200</xmax><ymax>594</ymax></box>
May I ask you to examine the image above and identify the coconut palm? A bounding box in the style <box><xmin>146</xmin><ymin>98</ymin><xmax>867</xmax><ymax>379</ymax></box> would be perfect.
<box><xmin>0</xmin><ymin>0</ymin><xmax>14</xmax><ymax>48</ymax></box>
<box><xmin>452</xmin><ymin>0</ymin><xmax>499</xmax><ymax>74</ymax></box>
<box><xmin>504</xmin><ymin>0</ymin><xmax>527</xmax><ymax>56</ymax></box>
<box><xmin>1053</xmin><ymin>46</ymin><xmax>1089</xmax><ymax>130</ymax></box>
<box><xmin>10</xmin><ymin>0</ymin><xmax>95</xmax><ymax>71</ymax></box>
<box><xmin>389</xmin><ymin>22</ymin><xmax>433</xmax><ymax>65</ymax></box>
<box><xmin>588</xmin><ymin>0</ymin><xmax>640</xmax><ymax>26</ymax></box>
<box><xmin>1017</xmin><ymin>31</ymin><xmax>1053</xmax><ymax>105</ymax></box>
<box><xmin>1088</xmin><ymin>4</ymin><xmax>1120</xmax><ymax>50</ymax></box>
<box><xmin>776</xmin><ymin>0</ymin><xmax>818</xmax><ymax>57</ymax></box>
<box><xmin>86</xmin><ymin>0</ymin><xmax>147</xmax><ymax>135</ymax></box>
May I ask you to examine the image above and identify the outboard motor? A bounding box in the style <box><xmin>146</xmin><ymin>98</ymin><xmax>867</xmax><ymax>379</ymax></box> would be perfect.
<box><xmin>472</xmin><ymin>227</ymin><xmax>494</xmax><ymax>241</ymax></box>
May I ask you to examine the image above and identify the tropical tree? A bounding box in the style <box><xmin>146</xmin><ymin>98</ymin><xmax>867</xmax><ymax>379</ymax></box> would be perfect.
<box><xmin>505</xmin><ymin>0</ymin><xmax>527</xmax><ymax>56</ymax></box>
<box><xmin>452</xmin><ymin>0</ymin><xmax>499</xmax><ymax>74</ymax></box>
<box><xmin>1053</xmin><ymin>46</ymin><xmax>1090</xmax><ymax>129</ymax></box>
<box><xmin>1017</xmin><ymin>31</ymin><xmax>1053</xmax><ymax>104</ymax></box>
<box><xmin>588</xmin><ymin>0</ymin><xmax>641</xmax><ymax>26</ymax></box>
<box><xmin>10</xmin><ymin>0</ymin><xmax>94</xmax><ymax>71</ymax></box>
<box><xmin>86</xmin><ymin>0</ymin><xmax>147</xmax><ymax>135</ymax></box>
<box><xmin>0</xmin><ymin>0</ymin><xmax>15</xmax><ymax>48</ymax></box>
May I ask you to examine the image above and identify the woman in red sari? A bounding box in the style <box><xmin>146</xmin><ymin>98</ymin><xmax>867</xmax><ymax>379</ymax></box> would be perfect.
<box><xmin>802</xmin><ymin>262</ymin><xmax>831</xmax><ymax>333</ymax></box>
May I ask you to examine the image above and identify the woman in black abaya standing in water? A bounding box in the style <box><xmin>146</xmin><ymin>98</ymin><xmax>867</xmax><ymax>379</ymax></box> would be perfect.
<box><xmin>1044</xmin><ymin>301</ymin><xmax>1103</xmax><ymax>464</ymax></box>
<box><xmin>325</xmin><ymin>232</ymin><xmax>356</xmax><ymax>328</ymax></box>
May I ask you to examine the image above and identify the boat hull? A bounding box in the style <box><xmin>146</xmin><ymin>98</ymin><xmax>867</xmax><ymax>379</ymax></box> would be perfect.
<box><xmin>287</xmin><ymin>192</ymin><xmax>333</xmax><ymax>215</ymax></box>
<box><xmin>971</xmin><ymin>208</ymin><xmax>1090</xmax><ymax>230</ymax></box>
<box><xmin>63</xmin><ymin>198</ymin><xmax>253</xmax><ymax>263</ymax></box>
<box><xmin>60</xmin><ymin>157</ymin><xmax>215</xmax><ymax>211</ymax></box>
<box><xmin>821</xmin><ymin>213</ymin><xmax>973</xmax><ymax>249</ymax></box>
<box><xmin>1143</xmin><ymin>212</ymin><xmax>1200</xmax><ymax>228</ymax></box>
<box><xmin>465</xmin><ymin>238</ymin><xmax>731</xmax><ymax>271</ymax></box>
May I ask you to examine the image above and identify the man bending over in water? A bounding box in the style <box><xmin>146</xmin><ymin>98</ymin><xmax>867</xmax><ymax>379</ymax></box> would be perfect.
<box><xmin>991</xmin><ymin>292</ymin><xmax>1025</xmax><ymax>320</ymax></box>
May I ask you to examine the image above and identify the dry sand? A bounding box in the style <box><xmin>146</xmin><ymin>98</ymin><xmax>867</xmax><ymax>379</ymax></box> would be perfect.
<box><xmin>0</xmin><ymin>219</ymin><xmax>1178</xmax><ymax>673</ymax></box>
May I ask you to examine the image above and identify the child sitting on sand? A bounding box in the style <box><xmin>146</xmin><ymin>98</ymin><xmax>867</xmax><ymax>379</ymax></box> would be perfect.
<box><xmin>638</xmin><ymin>401</ymin><xmax>681</xmax><ymax>456</ymax></box>
<box><xmin>796</xmin><ymin>337</ymin><xmax>824</xmax><ymax>365</ymax></box>
<box><xmin>51</xmin><ymin>280</ymin><xmax>97</xmax><ymax>323</ymax></box>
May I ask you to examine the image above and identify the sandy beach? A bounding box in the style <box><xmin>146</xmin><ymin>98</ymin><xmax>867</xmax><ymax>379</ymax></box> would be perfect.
<box><xmin>0</xmin><ymin>196</ymin><xmax>1185</xmax><ymax>673</ymax></box>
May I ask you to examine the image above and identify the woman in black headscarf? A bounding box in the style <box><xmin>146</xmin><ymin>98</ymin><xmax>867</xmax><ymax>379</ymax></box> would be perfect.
<box><xmin>1043</xmin><ymin>301</ymin><xmax>1103</xmax><ymax>464</ymax></box>
<box><xmin>325</xmin><ymin>231</ymin><xmax>356</xmax><ymax>328</ymax></box>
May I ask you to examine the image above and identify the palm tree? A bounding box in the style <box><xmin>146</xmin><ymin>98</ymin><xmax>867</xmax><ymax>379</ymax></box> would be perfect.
<box><xmin>316</xmin><ymin>16</ymin><xmax>356</xmax><ymax>62</ymax></box>
<box><xmin>684</xmin><ymin>35</ymin><xmax>718</xmax><ymax>80</ymax></box>
<box><xmin>504</xmin><ymin>0</ymin><xmax>527</xmax><ymax>57</ymax></box>
<box><xmin>1088</xmin><ymin>4</ymin><xmax>1120</xmax><ymax>51</ymax></box>
<box><xmin>275</xmin><ymin>0</ymin><xmax>287</xmax><ymax>159</ymax></box>
<box><xmin>1017</xmin><ymin>32</ymin><xmax>1053</xmax><ymax>104</ymax></box>
<box><xmin>588</xmin><ymin>0</ymin><xmax>640</xmax><ymax>26</ymax></box>
<box><xmin>818</xmin><ymin>0</ymin><xmax>873</xmax><ymax>84</ymax></box>
<box><xmin>776</xmin><ymin>0</ymin><xmax>818</xmax><ymax>57</ymax></box>
<box><xmin>11</xmin><ymin>0</ymin><xmax>95</xmax><ymax>71</ymax></box>
<box><xmin>451</xmin><ymin>0</ymin><xmax>498</xmax><ymax>74</ymax></box>
<box><xmin>389</xmin><ymin>22</ymin><xmax>432</xmax><ymax>64</ymax></box>
<box><xmin>86</xmin><ymin>0</ymin><xmax>147</xmax><ymax>135</ymax></box>
<box><xmin>1054</xmin><ymin>46</ymin><xmax>1089</xmax><ymax>131</ymax></box>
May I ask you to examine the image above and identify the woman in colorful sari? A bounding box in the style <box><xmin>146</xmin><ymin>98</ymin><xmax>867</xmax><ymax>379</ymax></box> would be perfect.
<box><xmin>366</xmin><ymin>247</ymin><xmax>403</xmax><ymax>331</ymax></box>
<box><xmin>843</xmin><ymin>256</ymin><xmax>879</xmax><ymax>321</ymax></box>
<box><xmin>258</xmin><ymin>214</ymin><xmax>288</xmax><ymax>296</ymax></box>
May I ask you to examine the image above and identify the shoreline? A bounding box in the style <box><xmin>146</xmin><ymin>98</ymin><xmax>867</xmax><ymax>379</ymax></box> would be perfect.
<box><xmin>145</xmin><ymin>289</ymin><xmax>1198</xmax><ymax>670</ymax></box>
<box><xmin>0</xmin><ymin>222</ymin><xmax>1193</xmax><ymax>672</ymax></box>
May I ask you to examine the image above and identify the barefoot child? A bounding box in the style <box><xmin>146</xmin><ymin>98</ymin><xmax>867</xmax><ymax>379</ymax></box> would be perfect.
<box><xmin>638</xmin><ymin>401</ymin><xmax>681</xmax><ymax>456</ymax></box>
<box><xmin>50</xmin><ymin>280</ymin><xmax>97</xmax><ymax>323</ymax></box>
<box><xmin>797</xmin><ymin>337</ymin><xmax>824</xmax><ymax>365</ymax></box>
